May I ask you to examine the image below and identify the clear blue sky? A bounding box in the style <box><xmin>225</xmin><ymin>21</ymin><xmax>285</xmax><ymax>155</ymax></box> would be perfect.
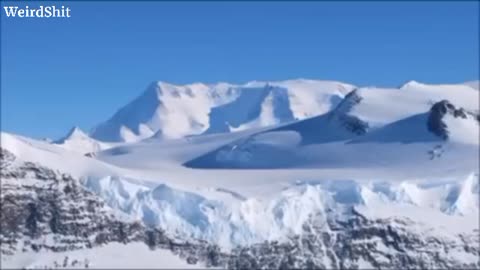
<box><xmin>1</xmin><ymin>1</ymin><xmax>479</xmax><ymax>139</ymax></box>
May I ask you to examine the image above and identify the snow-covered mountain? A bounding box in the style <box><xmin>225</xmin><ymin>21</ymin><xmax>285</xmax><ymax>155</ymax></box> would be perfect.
<box><xmin>89</xmin><ymin>80</ymin><xmax>355</xmax><ymax>142</ymax></box>
<box><xmin>185</xmin><ymin>86</ymin><xmax>479</xmax><ymax>169</ymax></box>
<box><xmin>88</xmin><ymin>79</ymin><xmax>477</xmax><ymax>144</ymax></box>
<box><xmin>1</xmin><ymin>79</ymin><xmax>479</xmax><ymax>269</ymax></box>
<box><xmin>53</xmin><ymin>126</ymin><xmax>112</xmax><ymax>155</ymax></box>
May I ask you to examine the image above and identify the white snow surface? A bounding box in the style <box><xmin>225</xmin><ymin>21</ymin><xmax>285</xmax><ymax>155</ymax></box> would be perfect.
<box><xmin>1</xmin><ymin>242</ymin><xmax>204</xmax><ymax>269</ymax></box>
<box><xmin>464</xmin><ymin>80</ymin><xmax>480</xmax><ymax>90</ymax></box>
<box><xmin>349</xmin><ymin>81</ymin><xmax>478</xmax><ymax>128</ymax></box>
<box><xmin>1</xmin><ymin>79</ymin><xmax>479</xmax><ymax>258</ymax></box>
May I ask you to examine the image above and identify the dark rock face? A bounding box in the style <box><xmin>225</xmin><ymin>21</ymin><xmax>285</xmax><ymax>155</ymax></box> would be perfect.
<box><xmin>427</xmin><ymin>100</ymin><xmax>478</xmax><ymax>140</ymax></box>
<box><xmin>84</xmin><ymin>152</ymin><xmax>96</xmax><ymax>158</ymax></box>
<box><xmin>1</xmin><ymin>148</ymin><xmax>144</xmax><ymax>255</ymax></box>
<box><xmin>226</xmin><ymin>210</ymin><xmax>479</xmax><ymax>269</ymax></box>
<box><xmin>1</xmin><ymin>147</ymin><xmax>479</xmax><ymax>269</ymax></box>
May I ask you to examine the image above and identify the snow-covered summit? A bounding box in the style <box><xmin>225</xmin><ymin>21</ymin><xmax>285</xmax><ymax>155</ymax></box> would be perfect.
<box><xmin>54</xmin><ymin>126</ymin><xmax>110</xmax><ymax>155</ymax></box>
<box><xmin>399</xmin><ymin>80</ymin><xmax>426</xmax><ymax>89</ymax></box>
<box><xmin>89</xmin><ymin>81</ymin><xmax>238</xmax><ymax>142</ymax></box>
<box><xmin>55</xmin><ymin>126</ymin><xmax>90</xmax><ymax>143</ymax></box>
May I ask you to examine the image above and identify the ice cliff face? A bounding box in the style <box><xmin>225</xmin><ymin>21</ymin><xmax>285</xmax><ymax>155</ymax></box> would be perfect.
<box><xmin>80</xmin><ymin>173</ymin><xmax>480</xmax><ymax>251</ymax></box>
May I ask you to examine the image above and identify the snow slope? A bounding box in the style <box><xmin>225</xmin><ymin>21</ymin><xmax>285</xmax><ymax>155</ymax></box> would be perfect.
<box><xmin>185</xmin><ymin>97</ymin><xmax>479</xmax><ymax>170</ymax></box>
<box><xmin>464</xmin><ymin>80</ymin><xmax>480</xmax><ymax>90</ymax></box>
<box><xmin>90</xmin><ymin>80</ymin><xmax>355</xmax><ymax>142</ymax></box>
<box><xmin>0</xmin><ymin>132</ymin><xmax>125</xmax><ymax>179</ymax></box>
<box><xmin>342</xmin><ymin>81</ymin><xmax>479</xmax><ymax>128</ymax></box>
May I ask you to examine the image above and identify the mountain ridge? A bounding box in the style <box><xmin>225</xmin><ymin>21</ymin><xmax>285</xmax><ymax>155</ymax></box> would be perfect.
<box><xmin>88</xmin><ymin>79</ymin><xmax>356</xmax><ymax>142</ymax></box>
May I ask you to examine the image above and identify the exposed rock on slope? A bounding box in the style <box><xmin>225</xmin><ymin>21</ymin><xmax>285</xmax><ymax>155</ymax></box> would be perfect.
<box><xmin>427</xmin><ymin>100</ymin><xmax>479</xmax><ymax>140</ymax></box>
<box><xmin>327</xmin><ymin>89</ymin><xmax>369</xmax><ymax>136</ymax></box>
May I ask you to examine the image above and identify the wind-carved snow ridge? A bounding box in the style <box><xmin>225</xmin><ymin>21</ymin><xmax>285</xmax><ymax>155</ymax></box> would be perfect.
<box><xmin>82</xmin><ymin>173</ymin><xmax>480</xmax><ymax>250</ymax></box>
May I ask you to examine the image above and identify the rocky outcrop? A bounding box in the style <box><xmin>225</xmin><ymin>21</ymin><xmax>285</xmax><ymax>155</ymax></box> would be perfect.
<box><xmin>427</xmin><ymin>100</ymin><xmax>479</xmax><ymax>140</ymax></box>
<box><xmin>330</xmin><ymin>89</ymin><xmax>369</xmax><ymax>135</ymax></box>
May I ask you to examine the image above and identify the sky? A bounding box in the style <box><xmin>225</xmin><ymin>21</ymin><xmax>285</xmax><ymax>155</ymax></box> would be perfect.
<box><xmin>1</xmin><ymin>1</ymin><xmax>479</xmax><ymax>139</ymax></box>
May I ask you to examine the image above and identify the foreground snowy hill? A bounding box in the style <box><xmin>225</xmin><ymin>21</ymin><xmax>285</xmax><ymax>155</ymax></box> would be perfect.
<box><xmin>1</xmin><ymin>79</ymin><xmax>479</xmax><ymax>269</ymax></box>
<box><xmin>1</xmin><ymin>146</ymin><xmax>478</xmax><ymax>269</ymax></box>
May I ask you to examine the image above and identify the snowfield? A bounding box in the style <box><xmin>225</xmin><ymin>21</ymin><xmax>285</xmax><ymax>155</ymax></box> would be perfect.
<box><xmin>1</xmin><ymin>243</ymin><xmax>203</xmax><ymax>269</ymax></box>
<box><xmin>1</xmin><ymin>79</ymin><xmax>479</xmax><ymax>269</ymax></box>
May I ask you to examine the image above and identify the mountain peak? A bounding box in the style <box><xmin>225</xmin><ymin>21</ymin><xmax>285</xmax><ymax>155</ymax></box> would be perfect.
<box><xmin>55</xmin><ymin>126</ymin><xmax>89</xmax><ymax>143</ymax></box>
<box><xmin>142</xmin><ymin>81</ymin><xmax>164</xmax><ymax>99</ymax></box>
<box><xmin>54</xmin><ymin>126</ymin><xmax>109</xmax><ymax>154</ymax></box>
<box><xmin>400</xmin><ymin>80</ymin><xmax>425</xmax><ymax>89</ymax></box>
